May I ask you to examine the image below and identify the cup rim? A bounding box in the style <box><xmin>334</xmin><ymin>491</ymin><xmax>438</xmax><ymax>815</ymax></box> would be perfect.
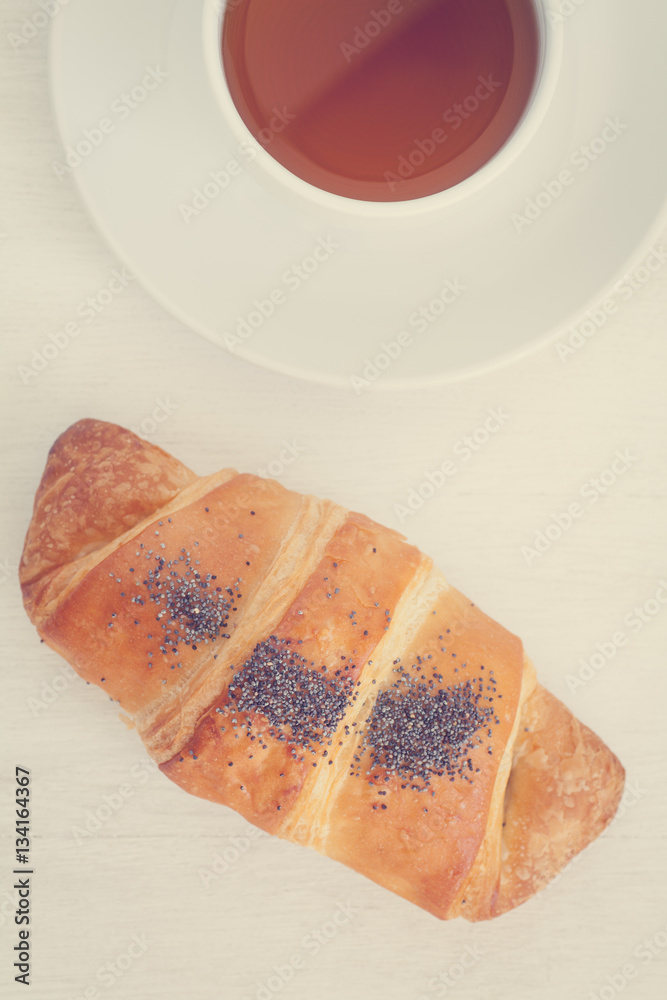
<box><xmin>202</xmin><ymin>0</ymin><xmax>564</xmax><ymax>218</ymax></box>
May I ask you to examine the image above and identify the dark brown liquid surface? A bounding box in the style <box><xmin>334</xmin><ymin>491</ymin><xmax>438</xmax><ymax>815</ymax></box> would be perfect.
<box><xmin>222</xmin><ymin>0</ymin><xmax>539</xmax><ymax>202</ymax></box>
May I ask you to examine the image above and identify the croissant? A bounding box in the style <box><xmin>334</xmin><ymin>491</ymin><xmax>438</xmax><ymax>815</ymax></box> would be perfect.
<box><xmin>20</xmin><ymin>419</ymin><xmax>624</xmax><ymax>921</ymax></box>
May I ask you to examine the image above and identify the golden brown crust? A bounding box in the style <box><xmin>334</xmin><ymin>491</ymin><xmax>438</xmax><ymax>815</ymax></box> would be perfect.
<box><xmin>448</xmin><ymin>654</ymin><xmax>537</xmax><ymax>920</ymax></box>
<box><xmin>318</xmin><ymin>581</ymin><xmax>526</xmax><ymax>919</ymax></box>
<box><xmin>39</xmin><ymin>474</ymin><xmax>310</xmax><ymax>743</ymax></box>
<box><xmin>160</xmin><ymin>512</ymin><xmax>424</xmax><ymax>835</ymax></box>
<box><xmin>19</xmin><ymin>419</ymin><xmax>626</xmax><ymax>921</ymax></box>
<box><xmin>489</xmin><ymin>684</ymin><xmax>625</xmax><ymax>918</ymax></box>
<box><xmin>20</xmin><ymin>420</ymin><xmax>196</xmax><ymax>627</ymax></box>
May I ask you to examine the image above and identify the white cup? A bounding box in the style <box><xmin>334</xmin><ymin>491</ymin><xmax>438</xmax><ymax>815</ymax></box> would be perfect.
<box><xmin>202</xmin><ymin>0</ymin><xmax>563</xmax><ymax>219</ymax></box>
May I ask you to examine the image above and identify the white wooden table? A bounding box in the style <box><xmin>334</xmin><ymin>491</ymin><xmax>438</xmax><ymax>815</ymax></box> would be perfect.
<box><xmin>1</xmin><ymin>4</ymin><xmax>666</xmax><ymax>999</ymax></box>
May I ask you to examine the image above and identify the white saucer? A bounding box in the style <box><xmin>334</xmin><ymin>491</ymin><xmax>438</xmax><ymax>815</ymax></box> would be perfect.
<box><xmin>50</xmin><ymin>0</ymin><xmax>667</xmax><ymax>388</ymax></box>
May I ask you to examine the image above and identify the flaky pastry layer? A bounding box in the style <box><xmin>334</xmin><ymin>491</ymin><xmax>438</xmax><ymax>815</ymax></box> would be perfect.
<box><xmin>20</xmin><ymin>420</ymin><xmax>624</xmax><ymax>920</ymax></box>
